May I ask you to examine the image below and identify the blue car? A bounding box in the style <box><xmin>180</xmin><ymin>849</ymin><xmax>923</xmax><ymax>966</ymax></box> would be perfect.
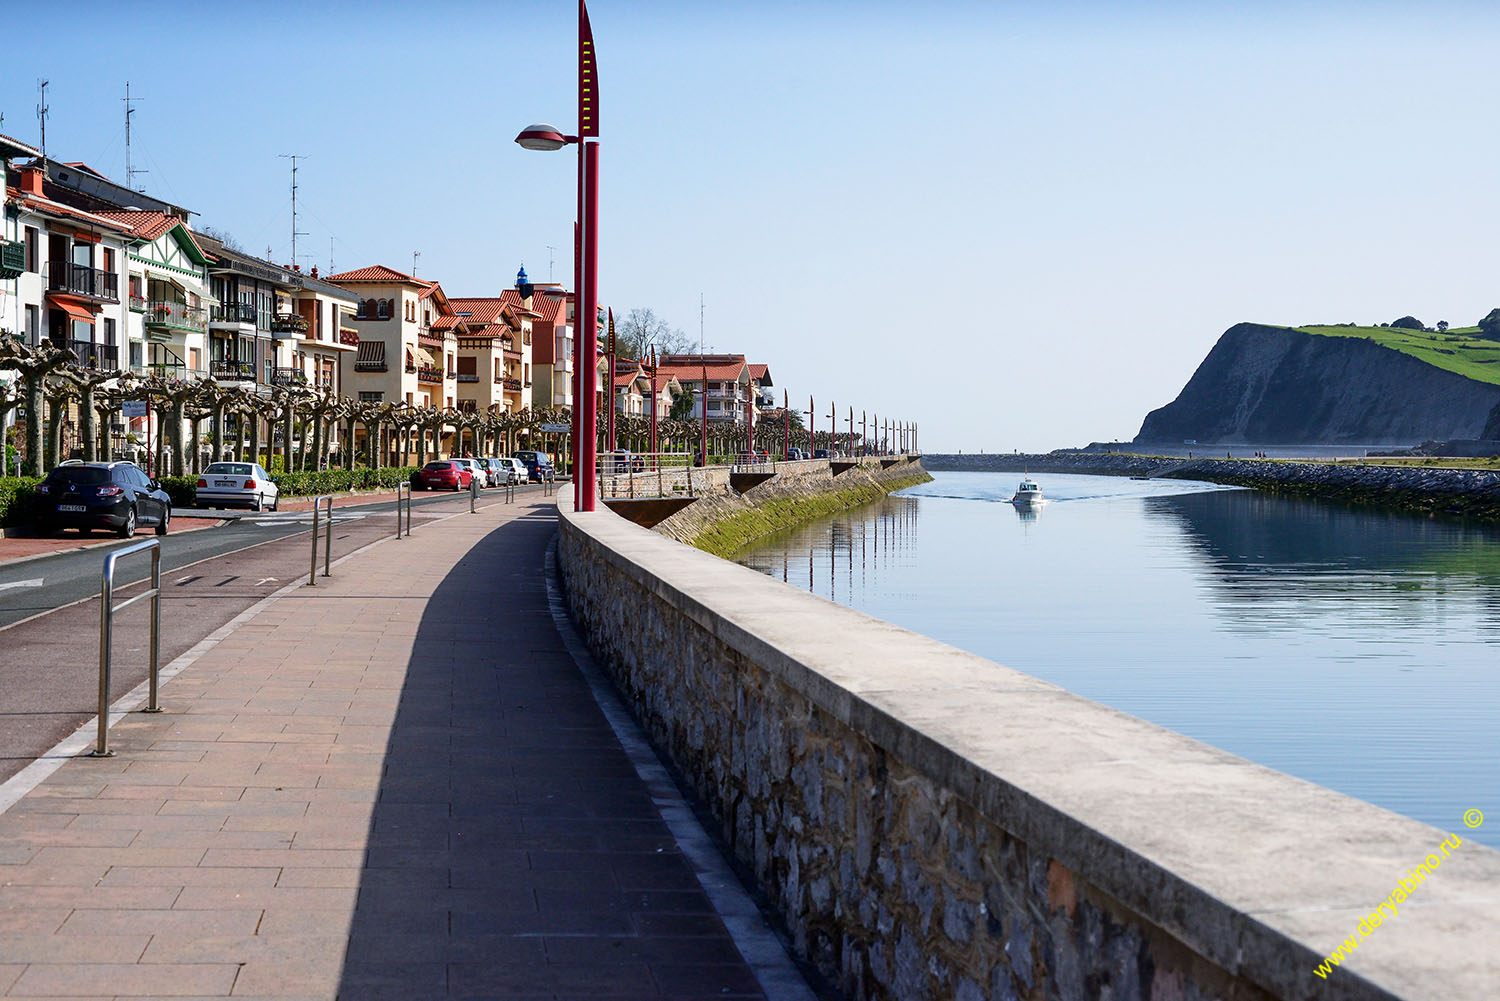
<box><xmin>512</xmin><ymin>450</ymin><xmax>556</xmax><ymax>483</ymax></box>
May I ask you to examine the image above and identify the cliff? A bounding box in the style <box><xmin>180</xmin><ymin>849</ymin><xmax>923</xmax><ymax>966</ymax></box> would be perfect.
<box><xmin>1135</xmin><ymin>323</ymin><xmax>1500</xmax><ymax>445</ymax></box>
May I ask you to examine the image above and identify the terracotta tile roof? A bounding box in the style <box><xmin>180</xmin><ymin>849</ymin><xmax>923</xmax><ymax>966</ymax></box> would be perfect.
<box><xmin>93</xmin><ymin>210</ymin><xmax>190</xmax><ymax>244</ymax></box>
<box><xmin>327</xmin><ymin>264</ymin><xmax>423</xmax><ymax>284</ymax></box>
<box><xmin>450</xmin><ymin>298</ymin><xmax>508</xmax><ymax>325</ymax></box>
<box><xmin>502</xmin><ymin>288</ymin><xmax>566</xmax><ymax>323</ymax></box>
<box><xmin>431</xmin><ymin>315</ymin><xmax>464</xmax><ymax>331</ymax></box>
<box><xmin>655</xmin><ymin>359</ymin><xmax>748</xmax><ymax>382</ymax></box>
<box><xmin>8</xmin><ymin>189</ymin><xmax>134</xmax><ymax>233</ymax></box>
<box><xmin>749</xmin><ymin>364</ymin><xmax>772</xmax><ymax>385</ymax></box>
<box><xmin>63</xmin><ymin>162</ymin><xmax>109</xmax><ymax>179</ymax></box>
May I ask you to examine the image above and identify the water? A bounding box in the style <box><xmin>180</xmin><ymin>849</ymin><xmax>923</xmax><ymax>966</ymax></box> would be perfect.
<box><xmin>736</xmin><ymin>471</ymin><xmax>1500</xmax><ymax>847</ymax></box>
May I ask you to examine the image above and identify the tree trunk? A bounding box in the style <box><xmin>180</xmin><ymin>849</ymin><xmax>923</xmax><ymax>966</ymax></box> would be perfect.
<box><xmin>79</xmin><ymin>385</ymin><xmax>99</xmax><ymax>462</ymax></box>
<box><xmin>23</xmin><ymin>375</ymin><xmax>44</xmax><ymax>476</ymax></box>
<box><xmin>343</xmin><ymin>416</ymin><xmax>356</xmax><ymax>469</ymax></box>
<box><xmin>212</xmin><ymin>403</ymin><xmax>225</xmax><ymax>464</ymax></box>
<box><xmin>311</xmin><ymin>413</ymin><xmax>324</xmax><ymax>472</ymax></box>
<box><xmin>96</xmin><ymin>403</ymin><xmax>114</xmax><ymax>462</ymax></box>
<box><xmin>170</xmin><ymin>397</ymin><xmax>186</xmax><ymax>476</ymax></box>
<box><xmin>189</xmin><ymin>416</ymin><xmax>201</xmax><ymax>474</ymax></box>
<box><xmin>364</xmin><ymin>420</ymin><xmax>377</xmax><ymax>468</ymax></box>
<box><xmin>46</xmin><ymin>392</ymin><xmax>66</xmax><ymax>470</ymax></box>
<box><xmin>249</xmin><ymin>411</ymin><xmax>261</xmax><ymax>469</ymax></box>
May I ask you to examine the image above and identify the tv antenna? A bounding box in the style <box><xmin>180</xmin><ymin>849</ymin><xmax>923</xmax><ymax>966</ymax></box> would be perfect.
<box><xmin>123</xmin><ymin>83</ymin><xmax>147</xmax><ymax>191</ymax></box>
<box><xmin>545</xmin><ymin>245</ymin><xmax>557</xmax><ymax>281</ymax></box>
<box><xmin>278</xmin><ymin>154</ymin><xmax>309</xmax><ymax>266</ymax></box>
<box><xmin>36</xmin><ymin>80</ymin><xmax>49</xmax><ymax>160</ymax></box>
<box><xmin>699</xmin><ymin>292</ymin><xmax>705</xmax><ymax>354</ymax></box>
<box><xmin>412</xmin><ymin>250</ymin><xmax>421</xmax><ymax>277</ymax></box>
<box><xmin>329</xmin><ymin>236</ymin><xmax>335</xmax><ymax>275</ymax></box>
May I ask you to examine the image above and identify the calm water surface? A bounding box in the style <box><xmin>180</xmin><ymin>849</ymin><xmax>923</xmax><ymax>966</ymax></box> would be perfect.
<box><xmin>736</xmin><ymin>471</ymin><xmax>1500</xmax><ymax>847</ymax></box>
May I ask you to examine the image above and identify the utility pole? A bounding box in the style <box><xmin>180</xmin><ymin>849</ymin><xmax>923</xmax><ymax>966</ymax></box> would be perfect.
<box><xmin>36</xmin><ymin>80</ymin><xmax>49</xmax><ymax>160</ymax></box>
<box><xmin>278</xmin><ymin>154</ymin><xmax>309</xmax><ymax>266</ymax></box>
<box><xmin>123</xmin><ymin>83</ymin><xmax>147</xmax><ymax>191</ymax></box>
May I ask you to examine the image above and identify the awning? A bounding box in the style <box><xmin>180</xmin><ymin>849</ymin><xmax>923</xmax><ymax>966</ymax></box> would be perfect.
<box><xmin>46</xmin><ymin>294</ymin><xmax>96</xmax><ymax>324</ymax></box>
<box><xmin>413</xmin><ymin>346</ymin><xmax>435</xmax><ymax>367</ymax></box>
<box><xmin>355</xmin><ymin>340</ymin><xmax>385</xmax><ymax>363</ymax></box>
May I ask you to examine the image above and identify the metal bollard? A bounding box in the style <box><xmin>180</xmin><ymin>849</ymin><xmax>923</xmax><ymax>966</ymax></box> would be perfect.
<box><xmin>470</xmin><ymin>472</ymin><xmax>480</xmax><ymax>513</ymax></box>
<box><xmin>308</xmin><ymin>495</ymin><xmax>333</xmax><ymax>585</ymax></box>
<box><xmin>395</xmin><ymin>481</ymin><xmax>412</xmax><ymax>539</ymax></box>
<box><xmin>91</xmin><ymin>539</ymin><xmax>163</xmax><ymax>758</ymax></box>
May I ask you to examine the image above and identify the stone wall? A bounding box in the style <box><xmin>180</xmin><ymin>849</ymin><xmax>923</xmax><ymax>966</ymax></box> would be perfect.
<box><xmin>556</xmin><ymin>499</ymin><xmax>1500</xmax><ymax>1001</ymax></box>
<box><xmin>924</xmin><ymin>452</ymin><xmax>1500</xmax><ymax>520</ymax></box>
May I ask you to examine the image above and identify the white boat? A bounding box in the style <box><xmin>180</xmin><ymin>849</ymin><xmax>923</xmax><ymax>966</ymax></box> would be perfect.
<box><xmin>1010</xmin><ymin>478</ymin><xmax>1043</xmax><ymax>505</ymax></box>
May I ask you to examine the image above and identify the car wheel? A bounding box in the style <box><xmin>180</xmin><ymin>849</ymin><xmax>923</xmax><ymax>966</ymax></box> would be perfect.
<box><xmin>270</xmin><ymin>495</ymin><xmax>279</xmax><ymax>512</ymax></box>
<box><xmin>253</xmin><ymin>494</ymin><xmax>263</xmax><ymax>512</ymax></box>
<box><xmin>155</xmin><ymin>508</ymin><xmax>170</xmax><ymax>536</ymax></box>
<box><xmin>118</xmin><ymin>506</ymin><xmax>137</xmax><ymax>539</ymax></box>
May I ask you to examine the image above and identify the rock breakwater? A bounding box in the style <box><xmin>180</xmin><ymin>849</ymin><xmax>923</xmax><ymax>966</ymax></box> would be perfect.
<box><xmin>923</xmin><ymin>452</ymin><xmax>1500</xmax><ymax>520</ymax></box>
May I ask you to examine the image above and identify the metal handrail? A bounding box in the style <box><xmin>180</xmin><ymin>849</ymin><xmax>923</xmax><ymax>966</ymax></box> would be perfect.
<box><xmin>308</xmin><ymin>496</ymin><xmax>333</xmax><ymax>585</ymax></box>
<box><xmin>91</xmin><ymin>539</ymin><xmax>162</xmax><ymax>758</ymax></box>
<box><xmin>395</xmin><ymin>481</ymin><xmax>412</xmax><ymax>539</ymax></box>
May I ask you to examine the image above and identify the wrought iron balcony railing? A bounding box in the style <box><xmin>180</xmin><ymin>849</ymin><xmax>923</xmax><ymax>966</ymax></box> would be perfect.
<box><xmin>144</xmin><ymin>300</ymin><xmax>207</xmax><ymax>332</ymax></box>
<box><xmin>211</xmin><ymin>359</ymin><xmax>256</xmax><ymax>380</ymax></box>
<box><xmin>416</xmin><ymin>365</ymin><xmax>443</xmax><ymax>383</ymax></box>
<box><xmin>69</xmin><ymin>340</ymin><xmax>120</xmax><ymax>372</ymax></box>
<box><xmin>271</xmin><ymin>313</ymin><xmax>309</xmax><ymax>336</ymax></box>
<box><xmin>271</xmin><ymin>366</ymin><xmax>308</xmax><ymax>387</ymax></box>
<box><xmin>48</xmin><ymin>261</ymin><xmax>119</xmax><ymax>301</ymax></box>
<box><xmin>355</xmin><ymin>360</ymin><xmax>388</xmax><ymax>372</ymax></box>
<box><xmin>502</xmin><ymin>377</ymin><xmax>522</xmax><ymax>391</ymax></box>
<box><xmin>456</xmin><ymin>373</ymin><xmax>479</xmax><ymax>383</ymax></box>
<box><xmin>338</xmin><ymin>329</ymin><xmax>360</xmax><ymax>346</ymax></box>
<box><xmin>211</xmin><ymin>302</ymin><xmax>257</xmax><ymax>324</ymax></box>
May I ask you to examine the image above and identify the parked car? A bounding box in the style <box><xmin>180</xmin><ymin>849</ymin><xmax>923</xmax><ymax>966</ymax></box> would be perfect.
<box><xmin>417</xmin><ymin>460</ymin><xmax>472</xmax><ymax>491</ymax></box>
<box><xmin>605</xmin><ymin>448</ymin><xmax>645</xmax><ymax>473</ymax></box>
<box><xmin>34</xmin><ymin>461</ymin><xmax>171</xmax><ymax>538</ymax></box>
<box><xmin>513</xmin><ymin>450</ymin><xmax>556</xmax><ymax>483</ymax></box>
<box><xmin>787</xmin><ymin>448</ymin><xmax>805</xmax><ymax>461</ymax></box>
<box><xmin>450</xmin><ymin>458</ymin><xmax>488</xmax><ymax>487</ymax></box>
<box><xmin>476</xmin><ymin>458</ymin><xmax>506</xmax><ymax>486</ymax></box>
<box><xmin>196</xmin><ymin>462</ymin><xmax>279</xmax><ymax>511</ymax></box>
<box><xmin>499</xmin><ymin>458</ymin><xmax>526</xmax><ymax>485</ymax></box>
<box><xmin>813</xmin><ymin>448</ymin><xmax>832</xmax><ymax>459</ymax></box>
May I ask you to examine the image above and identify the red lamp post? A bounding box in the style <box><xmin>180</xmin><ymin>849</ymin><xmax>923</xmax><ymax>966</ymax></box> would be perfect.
<box><xmin>515</xmin><ymin>0</ymin><xmax>600</xmax><ymax>511</ymax></box>
<box><xmin>782</xmin><ymin>389</ymin><xmax>790</xmax><ymax>459</ymax></box>
<box><xmin>648</xmin><ymin>346</ymin><xmax>658</xmax><ymax>460</ymax></box>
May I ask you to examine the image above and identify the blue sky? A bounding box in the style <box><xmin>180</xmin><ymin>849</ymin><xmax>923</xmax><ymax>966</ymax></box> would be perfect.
<box><xmin>6</xmin><ymin>1</ymin><xmax>1500</xmax><ymax>450</ymax></box>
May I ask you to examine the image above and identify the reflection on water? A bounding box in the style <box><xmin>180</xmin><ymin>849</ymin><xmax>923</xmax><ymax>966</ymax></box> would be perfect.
<box><xmin>736</xmin><ymin>471</ymin><xmax>1500</xmax><ymax>848</ymax></box>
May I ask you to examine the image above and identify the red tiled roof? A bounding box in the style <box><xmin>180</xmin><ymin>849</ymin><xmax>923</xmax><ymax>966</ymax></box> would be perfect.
<box><xmin>655</xmin><ymin>360</ymin><xmax>748</xmax><ymax>382</ymax></box>
<box><xmin>450</xmin><ymin>298</ymin><xmax>507</xmax><ymax>325</ymax></box>
<box><xmin>93</xmin><ymin>210</ymin><xmax>181</xmax><ymax>243</ymax></box>
<box><xmin>749</xmin><ymin>364</ymin><xmax>771</xmax><ymax>384</ymax></box>
<box><xmin>502</xmin><ymin>288</ymin><xmax>565</xmax><ymax>323</ymax></box>
<box><xmin>327</xmin><ymin>264</ymin><xmax>424</xmax><ymax>284</ymax></box>
<box><xmin>614</xmin><ymin>372</ymin><xmax>642</xmax><ymax>388</ymax></box>
<box><xmin>63</xmin><ymin>162</ymin><xmax>109</xmax><ymax>179</ymax></box>
<box><xmin>8</xmin><ymin>189</ymin><xmax>134</xmax><ymax>233</ymax></box>
<box><xmin>431</xmin><ymin>315</ymin><xmax>464</xmax><ymax>331</ymax></box>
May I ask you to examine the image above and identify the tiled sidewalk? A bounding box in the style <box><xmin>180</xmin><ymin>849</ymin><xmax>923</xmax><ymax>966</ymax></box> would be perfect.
<box><xmin>0</xmin><ymin>495</ymin><xmax>783</xmax><ymax>999</ymax></box>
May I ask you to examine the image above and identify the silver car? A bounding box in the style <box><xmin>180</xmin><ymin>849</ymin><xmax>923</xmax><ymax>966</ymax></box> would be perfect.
<box><xmin>197</xmin><ymin>462</ymin><xmax>279</xmax><ymax>511</ymax></box>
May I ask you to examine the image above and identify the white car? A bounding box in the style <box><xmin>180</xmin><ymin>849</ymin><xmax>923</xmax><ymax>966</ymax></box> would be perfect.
<box><xmin>453</xmin><ymin>458</ymin><xmax>488</xmax><ymax>487</ymax></box>
<box><xmin>502</xmin><ymin>458</ymin><xmax>527</xmax><ymax>485</ymax></box>
<box><xmin>196</xmin><ymin>462</ymin><xmax>279</xmax><ymax>511</ymax></box>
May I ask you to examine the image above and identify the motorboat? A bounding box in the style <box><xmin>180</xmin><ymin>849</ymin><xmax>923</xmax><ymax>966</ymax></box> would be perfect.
<box><xmin>1010</xmin><ymin>478</ymin><xmax>1043</xmax><ymax>505</ymax></box>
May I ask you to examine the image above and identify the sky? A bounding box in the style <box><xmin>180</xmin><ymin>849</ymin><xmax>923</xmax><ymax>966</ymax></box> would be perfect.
<box><xmin>6</xmin><ymin>0</ymin><xmax>1500</xmax><ymax>451</ymax></box>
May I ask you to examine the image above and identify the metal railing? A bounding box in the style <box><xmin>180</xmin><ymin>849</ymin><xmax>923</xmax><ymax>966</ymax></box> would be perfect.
<box><xmin>70</xmin><ymin>340</ymin><xmax>120</xmax><ymax>372</ymax></box>
<box><xmin>90</xmin><ymin>539</ymin><xmax>162</xmax><ymax>758</ymax></box>
<box><xmin>49</xmin><ymin>260</ymin><xmax>120</xmax><ymax>301</ymax></box>
<box><xmin>395</xmin><ymin>481</ymin><xmax>412</xmax><ymax>539</ymax></box>
<box><xmin>144</xmin><ymin>299</ymin><xmax>207</xmax><ymax>332</ymax></box>
<box><xmin>594</xmin><ymin>452</ymin><xmax>697</xmax><ymax>500</ymax></box>
<box><xmin>307</xmin><ymin>496</ymin><xmax>333</xmax><ymax>585</ymax></box>
<box><xmin>211</xmin><ymin>359</ymin><xmax>255</xmax><ymax>380</ymax></box>
<box><xmin>210</xmin><ymin>301</ymin><xmax>257</xmax><ymax>324</ymax></box>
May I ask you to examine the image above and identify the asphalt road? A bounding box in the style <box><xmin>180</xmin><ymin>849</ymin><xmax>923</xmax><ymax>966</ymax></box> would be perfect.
<box><xmin>0</xmin><ymin>483</ymin><xmax>555</xmax><ymax>782</ymax></box>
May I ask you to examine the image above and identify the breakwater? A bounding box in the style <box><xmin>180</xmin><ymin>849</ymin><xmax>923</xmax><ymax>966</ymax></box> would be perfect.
<box><xmin>556</xmin><ymin>482</ymin><xmax>1500</xmax><ymax>1001</ymax></box>
<box><xmin>924</xmin><ymin>452</ymin><xmax>1500</xmax><ymax>520</ymax></box>
<box><xmin>649</xmin><ymin>457</ymin><xmax>931</xmax><ymax>557</ymax></box>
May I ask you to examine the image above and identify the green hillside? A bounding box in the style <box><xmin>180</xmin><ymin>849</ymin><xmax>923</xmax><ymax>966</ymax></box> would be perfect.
<box><xmin>1296</xmin><ymin>324</ymin><xmax>1500</xmax><ymax>386</ymax></box>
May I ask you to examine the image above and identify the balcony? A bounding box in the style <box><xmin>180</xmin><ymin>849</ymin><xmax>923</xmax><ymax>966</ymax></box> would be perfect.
<box><xmin>354</xmin><ymin>359</ymin><xmax>388</xmax><ymax>373</ymax></box>
<box><xmin>211</xmin><ymin>359</ymin><xmax>256</xmax><ymax>382</ymax></box>
<box><xmin>0</xmin><ymin>239</ymin><xmax>23</xmax><ymax>280</ymax></box>
<box><xmin>129</xmin><ymin>293</ymin><xmax>146</xmax><ymax>312</ymax></box>
<box><xmin>271</xmin><ymin>313</ymin><xmax>309</xmax><ymax>338</ymax></box>
<box><xmin>211</xmin><ymin>302</ymin><xmax>257</xmax><ymax>326</ymax></box>
<box><xmin>69</xmin><ymin>340</ymin><xmax>120</xmax><ymax>372</ymax></box>
<box><xmin>502</xmin><ymin>377</ymin><xmax>522</xmax><ymax>392</ymax></box>
<box><xmin>456</xmin><ymin>373</ymin><xmax>479</xmax><ymax>383</ymax></box>
<box><xmin>338</xmin><ymin>329</ymin><xmax>360</xmax><ymax>346</ymax></box>
<box><xmin>48</xmin><ymin>261</ymin><xmax>119</xmax><ymax>302</ymax></box>
<box><xmin>416</xmin><ymin>365</ymin><xmax>443</xmax><ymax>384</ymax></box>
<box><xmin>271</xmin><ymin>366</ymin><xmax>308</xmax><ymax>387</ymax></box>
<box><xmin>144</xmin><ymin>300</ymin><xmax>207</xmax><ymax>334</ymax></box>
<box><xmin>133</xmin><ymin>362</ymin><xmax>209</xmax><ymax>383</ymax></box>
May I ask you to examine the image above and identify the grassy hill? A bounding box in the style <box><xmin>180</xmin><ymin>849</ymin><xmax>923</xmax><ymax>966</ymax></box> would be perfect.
<box><xmin>1296</xmin><ymin>324</ymin><xmax>1500</xmax><ymax>386</ymax></box>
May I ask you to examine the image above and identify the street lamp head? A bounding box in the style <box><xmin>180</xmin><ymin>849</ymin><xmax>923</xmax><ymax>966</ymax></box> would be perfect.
<box><xmin>515</xmin><ymin>124</ymin><xmax>570</xmax><ymax>151</ymax></box>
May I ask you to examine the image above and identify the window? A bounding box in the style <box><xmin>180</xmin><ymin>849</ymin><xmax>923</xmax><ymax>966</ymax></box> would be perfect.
<box><xmin>130</xmin><ymin>341</ymin><xmax>143</xmax><ymax>368</ymax></box>
<box><xmin>378</xmin><ymin>299</ymin><xmax>392</xmax><ymax>319</ymax></box>
<box><xmin>358</xmin><ymin>391</ymin><xmax>384</xmax><ymax>402</ymax></box>
<box><xmin>24</xmin><ymin>227</ymin><xmax>39</xmax><ymax>272</ymax></box>
<box><xmin>104</xmin><ymin>318</ymin><xmax>117</xmax><ymax>346</ymax></box>
<box><xmin>102</xmin><ymin>248</ymin><xmax>115</xmax><ymax>273</ymax></box>
<box><xmin>24</xmin><ymin>305</ymin><xmax>39</xmax><ymax>346</ymax></box>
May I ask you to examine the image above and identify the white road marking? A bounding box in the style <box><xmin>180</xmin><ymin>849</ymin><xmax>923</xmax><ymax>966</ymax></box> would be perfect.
<box><xmin>245</xmin><ymin>512</ymin><xmax>368</xmax><ymax>526</ymax></box>
<box><xmin>0</xmin><ymin>579</ymin><xmax>43</xmax><ymax>593</ymax></box>
<box><xmin>255</xmin><ymin>578</ymin><xmax>278</xmax><ymax>587</ymax></box>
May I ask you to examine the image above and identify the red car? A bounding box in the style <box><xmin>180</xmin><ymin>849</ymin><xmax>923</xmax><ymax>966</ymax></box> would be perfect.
<box><xmin>417</xmin><ymin>460</ymin><xmax>472</xmax><ymax>491</ymax></box>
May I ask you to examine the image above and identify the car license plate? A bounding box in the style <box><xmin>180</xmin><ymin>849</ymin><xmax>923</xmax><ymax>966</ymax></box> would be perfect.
<box><xmin>58</xmin><ymin>504</ymin><xmax>87</xmax><ymax>512</ymax></box>
<box><xmin>215</xmin><ymin>480</ymin><xmax>237</xmax><ymax>487</ymax></box>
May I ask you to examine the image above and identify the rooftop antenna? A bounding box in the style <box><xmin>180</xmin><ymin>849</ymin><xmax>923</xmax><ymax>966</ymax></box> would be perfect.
<box><xmin>278</xmin><ymin>154</ymin><xmax>309</xmax><ymax>267</ymax></box>
<box><xmin>36</xmin><ymin>80</ymin><xmax>49</xmax><ymax>160</ymax></box>
<box><xmin>545</xmin><ymin>245</ymin><xmax>557</xmax><ymax>281</ymax></box>
<box><xmin>699</xmin><ymin>292</ymin><xmax>705</xmax><ymax>354</ymax></box>
<box><xmin>122</xmin><ymin>82</ymin><xmax>147</xmax><ymax>191</ymax></box>
<box><xmin>412</xmin><ymin>250</ymin><xmax>420</xmax><ymax>277</ymax></box>
<box><xmin>329</xmin><ymin>236</ymin><xmax>335</xmax><ymax>275</ymax></box>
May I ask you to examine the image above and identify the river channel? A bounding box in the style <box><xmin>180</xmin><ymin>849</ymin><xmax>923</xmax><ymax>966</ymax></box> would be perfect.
<box><xmin>735</xmin><ymin>471</ymin><xmax>1500</xmax><ymax>848</ymax></box>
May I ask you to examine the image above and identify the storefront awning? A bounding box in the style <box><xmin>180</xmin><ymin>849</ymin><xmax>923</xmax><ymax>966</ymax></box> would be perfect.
<box><xmin>46</xmin><ymin>294</ymin><xmax>96</xmax><ymax>324</ymax></box>
<box><xmin>355</xmin><ymin>340</ymin><xmax>385</xmax><ymax>363</ymax></box>
<box><xmin>413</xmin><ymin>346</ymin><xmax>435</xmax><ymax>367</ymax></box>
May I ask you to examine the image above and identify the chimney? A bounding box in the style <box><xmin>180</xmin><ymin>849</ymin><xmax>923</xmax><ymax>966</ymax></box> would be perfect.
<box><xmin>19</xmin><ymin>165</ymin><xmax>44</xmax><ymax>196</ymax></box>
<box><xmin>311</xmin><ymin>266</ymin><xmax>319</xmax><ymax>279</ymax></box>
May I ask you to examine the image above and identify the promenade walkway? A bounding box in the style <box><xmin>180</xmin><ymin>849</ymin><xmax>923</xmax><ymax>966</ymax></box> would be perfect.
<box><xmin>0</xmin><ymin>493</ymin><xmax>806</xmax><ymax>999</ymax></box>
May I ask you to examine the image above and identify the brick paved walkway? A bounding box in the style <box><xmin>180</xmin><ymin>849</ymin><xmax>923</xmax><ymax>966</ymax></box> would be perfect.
<box><xmin>0</xmin><ymin>494</ymin><xmax>790</xmax><ymax>999</ymax></box>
